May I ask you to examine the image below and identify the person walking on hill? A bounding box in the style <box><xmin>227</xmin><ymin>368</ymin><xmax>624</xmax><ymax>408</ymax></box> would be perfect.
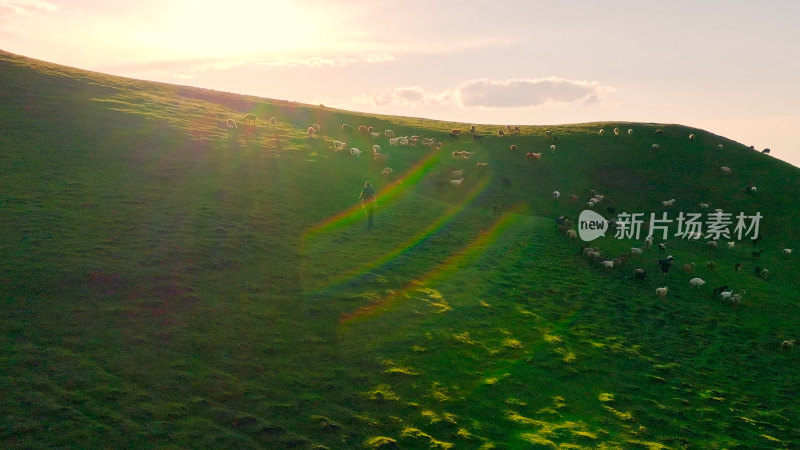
<box><xmin>359</xmin><ymin>181</ymin><xmax>376</xmax><ymax>230</ymax></box>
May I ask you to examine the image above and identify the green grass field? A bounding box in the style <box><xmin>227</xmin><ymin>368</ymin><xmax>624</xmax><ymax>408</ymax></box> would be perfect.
<box><xmin>2</xmin><ymin>50</ymin><xmax>799</xmax><ymax>449</ymax></box>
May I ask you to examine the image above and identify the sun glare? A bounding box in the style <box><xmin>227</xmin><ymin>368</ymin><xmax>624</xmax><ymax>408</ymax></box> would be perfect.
<box><xmin>142</xmin><ymin>0</ymin><xmax>324</xmax><ymax>59</ymax></box>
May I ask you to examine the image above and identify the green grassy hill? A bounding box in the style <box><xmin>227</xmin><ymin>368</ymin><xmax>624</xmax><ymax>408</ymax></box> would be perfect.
<box><xmin>2</xmin><ymin>50</ymin><xmax>799</xmax><ymax>449</ymax></box>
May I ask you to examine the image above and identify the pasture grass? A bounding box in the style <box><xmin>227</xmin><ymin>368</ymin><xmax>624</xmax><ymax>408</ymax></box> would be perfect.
<box><xmin>1</xmin><ymin>50</ymin><xmax>799</xmax><ymax>448</ymax></box>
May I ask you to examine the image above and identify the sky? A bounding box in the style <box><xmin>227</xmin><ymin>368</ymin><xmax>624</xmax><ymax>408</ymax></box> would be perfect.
<box><xmin>2</xmin><ymin>0</ymin><xmax>799</xmax><ymax>167</ymax></box>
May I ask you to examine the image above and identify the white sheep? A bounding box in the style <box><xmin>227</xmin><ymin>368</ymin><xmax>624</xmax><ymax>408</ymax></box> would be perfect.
<box><xmin>226</xmin><ymin>119</ymin><xmax>237</xmax><ymax>129</ymax></box>
<box><xmin>566</xmin><ymin>229</ymin><xmax>577</xmax><ymax>239</ymax></box>
<box><xmin>627</xmin><ymin>128</ymin><xmax>633</xmax><ymax>135</ymax></box>
<box><xmin>652</xmin><ymin>144</ymin><xmax>661</xmax><ymax>150</ymax></box>
<box><xmin>312</xmin><ymin>123</ymin><xmax>321</xmax><ymax>133</ymax></box>
<box><xmin>350</xmin><ymin>148</ymin><xmax>362</xmax><ymax>158</ymax></box>
<box><xmin>699</xmin><ymin>203</ymin><xmax>710</xmax><ymax>209</ymax></box>
<box><xmin>631</xmin><ymin>247</ymin><xmax>643</xmax><ymax>255</ymax></box>
<box><xmin>389</xmin><ymin>137</ymin><xmax>399</xmax><ymax>146</ymax></box>
<box><xmin>689</xmin><ymin>278</ymin><xmax>706</xmax><ymax>288</ymax></box>
<box><xmin>307</xmin><ymin>126</ymin><xmax>315</xmax><ymax>136</ymax></box>
<box><xmin>689</xmin><ymin>133</ymin><xmax>695</xmax><ymax>142</ymax></box>
<box><xmin>553</xmin><ymin>191</ymin><xmax>560</xmax><ymax>200</ymax></box>
<box><xmin>451</xmin><ymin>178</ymin><xmax>464</xmax><ymax>186</ymax></box>
<box><xmin>370</xmin><ymin>132</ymin><xmax>379</xmax><ymax>138</ymax></box>
<box><xmin>373</xmin><ymin>152</ymin><xmax>388</xmax><ymax>162</ymax></box>
<box><xmin>269</xmin><ymin>116</ymin><xmax>276</xmax><ymax>126</ymax></box>
<box><xmin>381</xmin><ymin>167</ymin><xmax>393</xmax><ymax>176</ymax></box>
<box><xmin>476</xmin><ymin>162</ymin><xmax>488</xmax><ymax>167</ymax></box>
<box><xmin>662</xmin><ymin>199</ymin><xmax>676</xmax><ymax>207</ymax></box>
<box><xmin>781</xmin><ymin>340</ymin><xmax>795</xmax><ymax>351</ymax></box>
<box><xmin>750</xmin><ymin>186</ymin><xmax>757</xmax><ymax>193</ymax></box>
<box><xmin>372</xmin><ymin>144</ymin><xmax>381</xmax><ymax>153</ymax></box>
<box><xmin>333</xmin><ymin>141</ymin><xmax>347</xmax><ymax>151</ymax></box>
<box><xmin>656</xmin><ymin>287</ymin><xmax>668</xmax><ymax>299</ymax></box>
<box><xmin>385</xmin><ymin>130</ymin><xmax>395</xmax><ymax>138</ymax></box>
<box><xmin>783</xmin><ymin>248</ymin><xmax>793</xmax><ymax>257</ymax></box>
<box><xmin>645</xmin><ymin>237</ymin><xmax>654</xmax><ymax>248</ymax></box>
<box><xmin>613</xmin><ymin>127</ymin><xmax>619</xmax><ymax>135</ymax></box>
<box><xmin>550</xmin><ymin>144</ymin><xmax>556</xmax><ymax>152</ymax></box>
<box><xmin>720</xmin><ymin>166</ymin><xmax>731</xmax><ymax>175</ymax></box>
<box><xmin>727</xmin><ymin>241</ymin><xmax>735</xmax><ymax>249</ymax></box>
<box><xmin>707</xmin><ymin>240</ymin><xmax>719</xmax><ymax>249</ymax></box>
<box><xmin>598</xmin><ymin>129</ymin><xmax>605</xmax><ymax>136</ymax></box>
<box><xmin>601</xmin><ymin>260</ymin><xmax>614</xmax><ymax>270</ymax></box>
<box><xmin>451</xmin><ymin>169</ymin><xmax>464</xmax><ymax>178</ymax></box>
<box><xmin>717</xmin><ymin>144</ymin><xmax>724</xmax><ymax>149</ymax></box>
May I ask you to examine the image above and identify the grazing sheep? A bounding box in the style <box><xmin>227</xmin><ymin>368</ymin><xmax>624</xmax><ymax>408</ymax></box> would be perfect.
<box><xmin>699</xmin><ymin>203</ymin><xmax>710</xmax><ymax>209</ymax></box>
<box><xmin>781</xmin><ymin>340</ymin><xmax>795</xmax><ymax>351</ymax></box>
<box><xmin>450</xmin><ymin>178</ymin><xmax>464</xmax><ymax>186</ymax></box>
<box><xmin>749</xmin><ymin>186</ymin><xmax>757</xmax><ymax>193</ymax></box>
<box><xmin>373</xmin><ymin>152</ymin><xmax>389</xmax><ymax>162</ymax></box>
<box><xmin>312</xmin><ymin>123</ymin><xmax>321</xmax><ymax>133</ymax></box>
<box><xmin>658</xmin><ymin>256</ymin><xmax>673</xmax><ymax>275</ymax></box>
<box><xmin>656</xmin><ymin>287</ymin><xmax>668</xmax><ymax>299</ymax></box>
<box><xmin>388</xmin><ymin>137</ymin><xmax>399</xmax><ymax>146</ymax></box>
<box><xmin>682</xmin><ymin>262</ymin><xmax>696</xmax><ymax>273</ymax></box>
<box><xmin>646</xmin><ymin>237</ymin><xmax>654</xmax><ymax>249</ymax></box>
<box><xmin>712</xmin><ymin>285</ymin><xmax>729</xmax><ymax>296</ymax></box>
<box><xmin>553</xmin><ymin>191</ymin><xmax>561</xmax><ymax>200</ymax></box>
<box><xmin>498</xmin><ymin>130</ymin><xmax>505</xmax><ymax>137</ymax></box>
<box><xmin>662</xmin><ymin>199</ymin><xmax>676</xmax><ymax>207</ymax></box>
<box><xmin>719</xmin><ymin>289</ymin><xmax>734</xmax><ymax>300</ymax></box>
<box><xmin>307</xmin><ymin>126</ymin><xmax>315</xmax><ymax>136</ymax></box>
<box><xmin>452</xmin><ymin>151</ymin><xmax>475</xmax><ymax>159</ymax></box>
<box><xmin>514</xmin><ymin>126</ymin><xmax>521</xmax><ymax>134</ymax></box>
<box><xmin>707</xmin><ymin>240</ymin><xmax>719</xmax><ymax>249</ymax></box>
<box><xmin>549</xmin><ymin>144</ymin><xmax>556</xmax><ymax>152</ymax></box>
<box><xmin>634</xmin><ymin>268</ymin><xmax>647</xmax><ymax>280</ymax></box>
<box><xmin>689</xmin><ymin>277</ymin><xmax>706</xmax><ymax>288</ymax></box>
<box><xmin>566</xmin><ymin>229</ymin><xmax>577</xmax><ymax>239</ymax></box>
<box><xmin>370</xmin><ymin>132</ymin><xmax>380</xmax><ymax>138</ymax></box>
<box><xmin>613</xmin><ymin>127</ymin><xmax>619</xmax><ymax>135</ymax></box>
<box><xmin>717</xmin><ymin>144</ymin><xmax>724</xmax><ymax>149</ymax></box>
<box><xmin>752</xmin><ymin>249</ymin><xmax>764</xmax><ymax>259</ymax></box>
<box><xmin>341</xmin><ymin>124</ymin><xmax>353</xmax><ymax>133</ymax></box>
<box><xmin>226</xmin><ymin>118</ymin><xmax>238</xmax><ymax>129</ymax></box>
<box><xmin>652</xmin><ymin>144</ymin><xmax>661</xmax><ymax>150</ymax></box>
<box><xmin>627</xmin><ymin>128</ymin><xmax>633</xmax><ymax>135</ymax></box>
<box><xmin>727</xmin><ymin>241</ymin><xmax>735</xmax><ymax>249</ymax></box>
<box><xmin>243</xmin><ymin>113</ymin><xmax>257</xmax><ymax>126</ymax></box>
<box><xmin>689</xmin><ymin>133</ymin><xmax>695</xmax><ymax>142</ymax></box>
<box><xmin>601</xmin><ymin>260</ymin><xmax>615</xmax><ymax>270</ymax></box>
<box><xmin>476</xmin><ymin>162</ymin><xmax>488</xmax><ymax>167</ymax></box>
<box><xmin>350</xmin><ymin>148</ymin><xmax>362</xmax><ymax>158</ymax></box>
<box><xmin>333</xmin><ymin>140</ymin><xmax>347</xmax><ymax>151</ymax></box>
<box><xmin>450</xmin><ymin>129</ymin><xmax>462</xmax><ymax>135</ymax></box>
<box><xmin>510</xmin><ymin>145</ymin><xmax>518</xmax><ymax>151</ymax></box>
<box><xmin>655</xmin><ymin>129</ymin><xmax>663</xmax><ymax>136</ymax></box>
<box><xmin>385</xmin><ymin>130</ymin><xmax>395</xmax><ymax>138</ymax></box>
<box><xmin>450</xmin><ymin>170</ymin><xmax>464</xmax><ymax>178</ymax></box>
<box><xmin>372</xmin><ymin>144</ymin><xmax>381</xmax><ymax>153</ymax></box>
<box><xmin>358</xmin><ymin>125</ymin><xmax>368</xmax><ymax>134</ymax></box>
<box><xmin>729</xmin><ymin>292</ymin><xmax>745</xmax><ymax>304</ymax></box>
<box><xmin>570</xmin><ymin>195</ymin><xmax>579</xmax><ymax>203</ymax></box>
<box><xmin>598</xmin><ymin>129</ymin><xmax>605</xmax><ymax>136</ymax></box>
<box><xmin>269</xmin><ymin>116</ymin><xmax>276</xmax><ymax>126</ymax></box>
<box><xmin>631</xmin><ymin>247</ymin><xmax>643</xmax><ymax>256</ymax></box>
<box><xmin>783</xmin><ymin>248</ymin><xmax>793</xmax><ymax>257</ymax></box>
<box><xmin>526</xmin><ymin>152</ymin><xmax>542</xmax><ymax>160</ymax></box>
<box><xmin>756</xmin><ymin>266</ymin><xmax>769</xmax><ymax>280</ymax></box>
<box><xmin>720</xmin><ymin>166</ymin><xmax>731</xmax><ymax>175</ymax></box>
<box><xmin>658</xmin><ymin>242</ymin><xmax>668</xmax><ymax>252</ymax></box>
<box><xmin>762</xmin><ymin>148</ymin><xmax>770</xmax><ymax>154</ymax></box>
<box><xmin>381</xmin><ymin>167</ymin><xmax>393</xmax><ymax>176</ymax></box>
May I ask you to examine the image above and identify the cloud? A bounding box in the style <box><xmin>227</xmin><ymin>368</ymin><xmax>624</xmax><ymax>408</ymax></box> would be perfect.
<box><xmin>457</xmin><ymin>77</ymin><xmax>614</xmax><ymax>108</ymax></box>
<box><xmin>0</xmin><ymin>0</ymin><xmax>55</xmax><ymax>15</ymax></box>
<box><xmin>354</xmin><ymin>77</ymin><xmax>613</xmax><ymax>109</ymax></box>
<box><xmin>353</xmin><ymin>86</ymin><xmax>453</xmax><ymax>107</ymax></box>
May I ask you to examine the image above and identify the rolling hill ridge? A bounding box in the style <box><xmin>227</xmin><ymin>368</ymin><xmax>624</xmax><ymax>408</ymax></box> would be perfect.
<box><xmin>2</xmin><ymin>50</ymin><xmax>799</xmax><ymax>448</ymax></box>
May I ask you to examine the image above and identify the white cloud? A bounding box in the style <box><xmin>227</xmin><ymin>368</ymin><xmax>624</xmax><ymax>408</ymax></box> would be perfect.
<box><xmin>0</xmin><ymin>0</ymin><xmax>55</xmax><ymax>15</ymax></box>
<box><xmin>353</xmin><ymin>77</ymin><xmax>613</xmax><ymax>109</ymax></box>
<box><xmin>457</xmin><ymin>77</ymin><xmax>614</xmax><ymax>108</ymax></box>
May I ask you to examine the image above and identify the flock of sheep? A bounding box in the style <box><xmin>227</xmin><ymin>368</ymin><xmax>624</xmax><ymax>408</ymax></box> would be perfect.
<box><xmin>224</xmin><ymin>113</ymin><xmax>793</xmax><ymax>350</ymax></box>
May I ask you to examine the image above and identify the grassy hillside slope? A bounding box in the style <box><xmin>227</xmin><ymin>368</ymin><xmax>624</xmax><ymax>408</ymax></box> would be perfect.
<box><xmin>1</xmin><ymin>50</ymin><xmax>799</xmax><ymax>449</ymax></box>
